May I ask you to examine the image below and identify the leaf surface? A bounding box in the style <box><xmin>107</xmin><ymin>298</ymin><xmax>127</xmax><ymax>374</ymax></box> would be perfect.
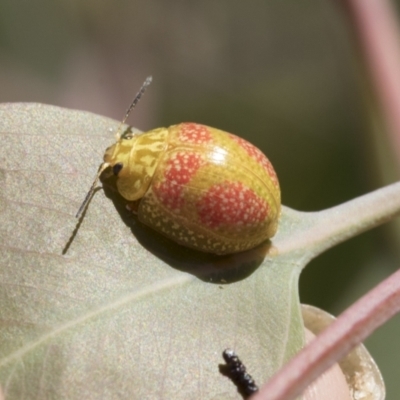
<box><xmin>1</xmin><ymin>104</ymin><xmax>399</xmax><ymax>399</ymax></box>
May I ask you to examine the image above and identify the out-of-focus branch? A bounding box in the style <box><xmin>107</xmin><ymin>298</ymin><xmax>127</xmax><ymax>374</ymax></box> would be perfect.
<box><xmin>342</xmin><ymin>0</ymin><xmax>400</xmax><ymax>167</ymax></box>
<box><xmin>250</xmin><ymin>1</ymin><xmax>400</xmax><ymax>399</ymax></box>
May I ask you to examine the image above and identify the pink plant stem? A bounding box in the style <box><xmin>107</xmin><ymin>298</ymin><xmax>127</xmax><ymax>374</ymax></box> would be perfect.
<box><xmin>342</xmin><ymin>0</ymin><xmax>400</xmax><ymax>165</ymax></box>
<box><xmin>251</xmin><ymin>1</ymin><xmax>400</xmax><ymax>398</ymax></box>
<box><xmin>251</xmin><ymin>267</ymin><xmax>400</xmax><ymax>400</ymax></box>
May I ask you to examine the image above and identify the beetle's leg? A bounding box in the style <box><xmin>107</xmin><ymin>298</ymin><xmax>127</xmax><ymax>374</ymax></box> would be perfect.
<box><xmin>126</xmin><ymin>200</ymin><xmax>141</xmax><ymax>215</ymax></box>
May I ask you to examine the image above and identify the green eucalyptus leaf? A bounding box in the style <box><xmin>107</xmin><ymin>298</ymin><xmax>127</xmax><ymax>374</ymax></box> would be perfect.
<box><xmin>0</xmin><ymin>103</ymin><xmax>399</xmax><ymax>399</ymax></box>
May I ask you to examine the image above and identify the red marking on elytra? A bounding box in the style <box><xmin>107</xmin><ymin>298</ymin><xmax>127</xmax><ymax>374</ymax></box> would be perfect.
<box><xmin>153</xmin><ymin>152</ymin><xmax>204</xmax><ymax>210</ymax></box>
<box><xmin>197</xmin><ymin>181</ymin><xmax>269</xmax><ymax>229</ymax></box>
<box><xmin>179</xmin><ymin>123</ymin><xmax>213</xmax><ymax>144</ymax></box>
<box><xmin>229</xmin><ymin>134</ymin><xmax>279</xmax><ymax>186</ymax></box>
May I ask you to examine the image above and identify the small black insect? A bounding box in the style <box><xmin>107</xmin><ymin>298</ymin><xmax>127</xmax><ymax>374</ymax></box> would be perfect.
<box><xmin>221</xmin><ymin>349</ymin><xmax>259</xmax><ymax>398</ymax></box>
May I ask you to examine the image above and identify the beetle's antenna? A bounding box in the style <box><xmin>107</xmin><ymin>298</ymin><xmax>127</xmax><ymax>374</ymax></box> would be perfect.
<box><xmin>114</xmin><ymin>75</ymin><xmax>153</xmax><ymax>140</ymax></box>
<box><xmin>75</xmin><ymin>76</ymin><xmax>153</xmax><ymax>219</ymax></box>
<box><xmin>75</xmin><ymin>162</ymin><xmax>110</xmax><ymax>218</ymax></box>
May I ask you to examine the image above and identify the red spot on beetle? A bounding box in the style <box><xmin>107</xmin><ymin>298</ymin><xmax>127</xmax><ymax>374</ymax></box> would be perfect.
<box><xmin>197</xmin><ymin>181</ymin><xmax>269</xmax><ymax>229</ymax></box>
<box><xmin>153</xmin><ymin>152</ymin><xmax>204</xmax><ymax>210</ymax></box>
<box><xmin>179</xmin><ymin>123</ymin><xmax>213</xmax><ymax>144</ymax></box>
<box><xmin>229</xmin><ymin>134</ymin><xmax>279</xmax><ymax>187</ymax></box>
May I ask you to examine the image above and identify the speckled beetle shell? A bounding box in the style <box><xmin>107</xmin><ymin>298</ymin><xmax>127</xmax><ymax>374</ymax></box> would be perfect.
<box><xmin>104</xmin><ymin>122</ymin><xmax>281</xmax><ymax>254</ymax></box>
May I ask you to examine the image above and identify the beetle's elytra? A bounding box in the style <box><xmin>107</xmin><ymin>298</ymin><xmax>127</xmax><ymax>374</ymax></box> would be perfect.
<box><xmin>104</xmin><ymin>122</ymin><xmax>281</xmax><ymax>254</ymax></box>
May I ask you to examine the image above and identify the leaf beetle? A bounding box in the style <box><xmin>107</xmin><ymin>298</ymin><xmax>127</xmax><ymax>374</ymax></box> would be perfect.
<box><xmin>77</xmin><ymin>77</ymin><xmax>281</xmax><ymax>254</ymax></box>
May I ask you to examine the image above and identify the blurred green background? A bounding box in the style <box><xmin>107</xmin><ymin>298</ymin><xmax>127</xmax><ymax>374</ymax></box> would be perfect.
<box><xmin>1</xmin><ymin>0</ymin><xmax>399</xmax><ymax>398</ymax></box>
